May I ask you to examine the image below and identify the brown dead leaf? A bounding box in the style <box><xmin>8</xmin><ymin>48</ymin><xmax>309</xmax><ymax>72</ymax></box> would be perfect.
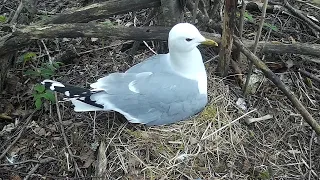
<box><xmin>10</xmin><ymin>174</ymin><xmax>22</xmax><ymax>180</ymax></box>
<box><xmin>0</xmin><ymin>113</ymin><xmax>12</xmax><ymax>120</ymax></box>
<box><xmin>33</xmin><ymin>127</ymin><xmax>46</xmax><ymax>136</ymax></box>
<box><xmin>80</xmin><ymin>148</ymin><xmax>95</xmax><ymax>168</ymax></box>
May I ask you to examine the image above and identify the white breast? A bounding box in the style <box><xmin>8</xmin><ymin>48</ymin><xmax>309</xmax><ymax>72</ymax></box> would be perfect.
<box><xmin>197</xmin><ymin>73</ymin><xmax>207</xmax><ymax>94</ymax></box>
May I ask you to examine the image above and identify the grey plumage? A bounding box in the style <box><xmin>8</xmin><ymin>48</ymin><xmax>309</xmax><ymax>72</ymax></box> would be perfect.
<box><xmin>89</xmin><ymin>72</ymin><xmax>207</xmax><ymax>125</ymax></box>
<box><xmin>41</xmin><ymin>23</ymin><xmax>218</xmax><ymax>126</ymax></box>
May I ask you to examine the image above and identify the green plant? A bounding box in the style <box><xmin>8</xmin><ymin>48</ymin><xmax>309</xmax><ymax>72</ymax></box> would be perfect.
<box><xmin>258</xmin><ymin>170</ymin><xmax>271</xmax><ymax>180</ymax></box>
<box><xmin>24</xmin><ymin>61</ymin><xmax>63</xmax><ymax>79</ymax></box>
<box><xmin>21</xmin><ymin>52</ymin><xmax>63</xmax><ymax>110</ymax></box>
<box><xmin>242</xmin><ymin>11</ymin><xmax>278</xmax><ymax>31</ymax></box>
<box><xmin>33</xmin><ymin>84</ymin><xmax>55</xmax><ymax>110</ymax></box>
<box><xmin>0</xmin><ymin>15</ymin><xmax>6</xmax><ymax>23</ymax></box>
<box><xmin>21</xmin><ymin>52</ymin><xmax>37</xmax><ymax>63</ymax></box>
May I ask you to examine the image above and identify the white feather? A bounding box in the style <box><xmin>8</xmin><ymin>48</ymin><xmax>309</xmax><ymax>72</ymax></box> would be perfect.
<box><xmin>128</xmin><ymin>81</ymin><xmax>139</xmax><ymax>93</ymax></box>
<box><xmin>70</xmin><ymin>99</ymin><xmax>103</xmax><ymax>112</ymax></box>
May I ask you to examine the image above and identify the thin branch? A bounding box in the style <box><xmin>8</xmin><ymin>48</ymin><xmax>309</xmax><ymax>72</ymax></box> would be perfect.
<box><xmin>239</xmin><ymin>0</ymin><xmax>246</xmax><ymax>39</ymax></box>
<box><xmin>283</xmin><ymin>1</ymin><xmax>320</xmax><ymax>32</ymax></box>
<box><xmin>54</xmin><ymin>93</ymin><xmax>84</xmax><ymax>177</ymax></box>
<box><xmin>201</xmin><ymin>109</ymin><xmax>257</xmax><ymax>140</ymax></box>
<box><xmin>243</xmin><ymin>0</ymin><xmax>268</xmax><ymax>95</ymax></box>
<box><xmin>233</xmin><ymin>36</ymin><xmax>320</xmax><ymax>135</ymax></box>
<box><xmin>24</xmin><ymin>157</ymin><xmax>55</xmax><ymax>180</ymax></box>
<box><xmin>298</xmin><ymin>69</ymin><xmax>320</xmax><ymax>83</ymax></box>
<box><xmin>10</xmin><ymin>0</ymin><xmax>24</xmax><ymax>24</ymax></box>
<box><xmin>192</xmin><ymin>0</ymin><xmax>200</xmax><ymax>23</ymax></box>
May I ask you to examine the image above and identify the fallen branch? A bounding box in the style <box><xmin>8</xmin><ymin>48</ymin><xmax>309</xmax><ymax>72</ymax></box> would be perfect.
<box><xmin>0</xmin><ymin>24</ymin><xmax>171</xmax><ymax>56</ymax></box>
<box><xmin>41</xmin><ymin>0</ymin><xmax>161</xmax><ymax>24</ymax></box>
<box><xmin>233</xmin><ymin>36</ymin><xmax>320</xmax><ymax>135</ymax></box>
<box><xmin>298</xmin><ymin>69</ymin><xmax>320</xmax><ymax>83</ymax></box>
<box><xmin>250</xmin><ymin>41</ymin><xmax>320</xmax><ymax>57</ymax></box>
<box><xmin>1</xmin><ymin>24</ymin><xmax>320</xmax><ymax>57</ymax></box>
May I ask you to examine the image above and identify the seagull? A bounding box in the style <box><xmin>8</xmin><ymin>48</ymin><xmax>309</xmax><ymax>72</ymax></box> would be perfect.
<box><xmin>42</xmin><ymin>23</ymin><xmax>218</xmax><ymax>126</ymax></box>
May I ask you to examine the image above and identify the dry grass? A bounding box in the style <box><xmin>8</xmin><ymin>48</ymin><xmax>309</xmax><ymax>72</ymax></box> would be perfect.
<box><xmin>0</xmin><ymin>0</ymin><xmax>319</xmax><ymax>179</ymax></box>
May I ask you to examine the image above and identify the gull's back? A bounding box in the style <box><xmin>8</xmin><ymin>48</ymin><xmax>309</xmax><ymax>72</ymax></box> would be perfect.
<box><xmin>126</xmin><ymin>54</ymin><xmax>173</xmax><ymax>74</ymax></box>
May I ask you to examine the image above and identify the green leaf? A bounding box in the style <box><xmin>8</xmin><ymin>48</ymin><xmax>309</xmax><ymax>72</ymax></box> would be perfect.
<box><xmin>102</xmin><ymin>19</ymin><xmax>113</xmax><ymax>26</ymax></box>
<box><xmin>34</xmin><ymin>84</ymin><xmax>45</xmax><ymax>93</ymax></box>
<box><xmin>41</xmin><ymin>91</ymin><xmax>55</xmax><ymax>103</ymax></box>
<box><xmin>35</xmin><ymin>98</ymin><xmax>42</xmax><ymax>110</ymax></box>
<box><xmin>33</xmin><ymin>93</ymin><xmax>42</xmax><ymax>100</ymax></box>
<box><xmin>24</xmin><ymin>69</ymin><xmax>41</xmax><ymax>77</ymax></box>
<box><xmin>40</xmin><ymin>68</ymin><xmax>55</xmax><ymax>78</ymax></box>
<box><xmin>244</xmin><ymin>11</ymin><xmax>254</xmax><ymax>22</ymax></box>
<box><xmin>38</xmin><ymin>15</ymin><xmax>50</xmax><ymax>21</ymax></box>
<box><xmin>0</xmin><ymin>15</ymin><xmax>6</xmax><ymax>23</ymax></box>
<box><xmin>258</xmin><ymin>170</ymin><xmax>270</xmax><ymax>180</ymax></box>
<box><xmin>52</xmin><ymin>62</ymin><xmax>64</xmax><ymax>68</ymax></box>
<box><xmin>264</xmin><ymin>23</ymin><xmax>278</xmax><ymax>31</ymax></box>
<box><xmin>22</xmin><ymin>52</ymin><xmax>37</xmax><ymax>62</ymax></box>
<box><xmin>45</xmin><ymin>63</ymin><xmax>56</xmax><ymax>71</ymax></box>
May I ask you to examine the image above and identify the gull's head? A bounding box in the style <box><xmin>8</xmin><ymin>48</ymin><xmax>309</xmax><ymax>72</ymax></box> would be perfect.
<box><xmin>168</xmin><ymin>23</ymin><xmax>218</xmax><ymax>53</ymax></box>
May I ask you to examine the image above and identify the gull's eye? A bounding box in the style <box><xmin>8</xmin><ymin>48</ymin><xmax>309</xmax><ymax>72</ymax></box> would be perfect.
<box><xmin>185</xmin><ymin>38</ymin><xmax>193</xmax><ymax>42</ymax></box>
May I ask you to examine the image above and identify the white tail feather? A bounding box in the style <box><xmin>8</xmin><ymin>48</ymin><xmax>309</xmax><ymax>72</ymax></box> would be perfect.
<box><xmin>70</xmin><ymin>99</ymin><xmax>104</xmax><ymax>112</ymax></box>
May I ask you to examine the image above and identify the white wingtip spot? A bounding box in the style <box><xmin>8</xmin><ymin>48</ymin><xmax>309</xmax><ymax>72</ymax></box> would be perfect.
<box><xmin>128</xmin><ymin>81</ymin><xmax>139</xmax><ymax>93</ymax></box>
<box><xmin>65</xmin><ymin>91</ymin><xmax>70</xmax><ymax>96</ymax></box>
<box><xmin>42</xmin><ymin>80</ymin><xmax>65</xmax><ymax>91</ymax></box>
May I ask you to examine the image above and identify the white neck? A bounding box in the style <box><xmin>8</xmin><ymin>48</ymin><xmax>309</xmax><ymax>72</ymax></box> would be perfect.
<box><xmin>168</xmin><ymin>48</ymin><xmax>207</xmax><ymax>94</ymax></box>
<box><xmin>169</xmin><ymin>48</ymin><xmax>206</xmax><ymax>79</ymax></box>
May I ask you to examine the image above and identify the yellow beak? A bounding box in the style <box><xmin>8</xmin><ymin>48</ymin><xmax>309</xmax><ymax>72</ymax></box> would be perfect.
<box><xmin>201</xmin><ymin>39</ymin><xmax>218</xmax><ymax>46</ymax></box>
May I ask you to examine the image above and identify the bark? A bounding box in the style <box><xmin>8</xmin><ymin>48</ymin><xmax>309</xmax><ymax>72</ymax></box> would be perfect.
<box><xmin>2</xmin><ymin>24</ymin><xmax>320</xmax><ymax>55</ymax></box>
<box><xmin>2</xmin><ymin>24</ymin><xmax>320</xmax><ymax>57</ymax></box>
<box><xmin>217</xmin><ymin>0</ymin><xmax>237</xmax><ymax>77</ymax></box>
<box><xmin>41</xmin><ymin>0</ymin><xmax>161</xmax><ymax>24</ymax></box>
<box><xmin>156</xmin><ymin>0</ymin><xmax>184</xmax><ymax>53</ymax></box>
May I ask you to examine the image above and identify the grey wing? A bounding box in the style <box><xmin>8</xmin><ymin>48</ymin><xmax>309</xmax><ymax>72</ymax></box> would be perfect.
<box><xmin>90</xmin><ymin>72</ymin><xmax>207</xmax><ymax>126</ymax></box>
<box><xmin>126</xmin><ymin>54</ymin><xmax>172</xmax><ymax>73</ymax></box>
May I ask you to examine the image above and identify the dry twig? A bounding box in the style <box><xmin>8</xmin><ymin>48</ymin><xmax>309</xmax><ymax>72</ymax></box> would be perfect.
<box><xmin>192</xmin><ymin>0</ymin><xmax>200</xmax><ymax>24</ymax></box>
<box><xmin>24</xmin><ymin>158</ymin><xmax>55</xmax><ymax>180</ymax></box>
<box><xmin>54</xmin><ymin>93</ymin><xmax>84</xmax><ymax>177</ymax></box>
<box><xmin>95</xmin><ymin>141</ymin><xmax>107</xmax><ymax>179</ymax></box>
<box><xmin>234</xmin><ymin>36</ymin><xmax>320</xmax><ymax>135</ymax></box>
<box><xmin>244</xmin><ymin>0</ymin><xmax>268</xmax><ymax>95</ymax></box>
<box><xmin>10</xmin><ymin>0</ymin><xmax>24</xmax><ymax>24</ymax></box>
<box><xmin>298</xmin><ymin>69</ymin><xmax>320</xmax><ymax>83</ymax></box>
<box><xmin>245</xmin><ymin>114</ymin><xmax>273</xmax><ymax>124</ymax></box>
<box><xmin>0</xmin><ymin>111</ymin><xmax>35</xmax><ymax>160</ymax></box>
<box><xmin>283</xmin><ymin>1</ymin><xmax>320</xmax><ymax>32</ymax></box>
